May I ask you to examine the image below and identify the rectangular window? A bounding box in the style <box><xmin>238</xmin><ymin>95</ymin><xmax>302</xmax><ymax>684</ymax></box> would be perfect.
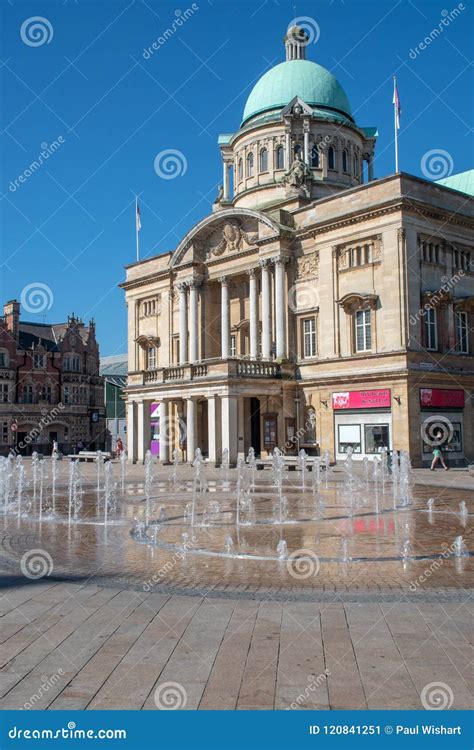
<box><xmin>424</xmin><ymin>307</ymin><xmax>437</xmax><ymax>350</ymax></box>
<box><xmin>455</xmin><ymin>311</ymin><xmax>469</xmax><ymax>353</ymax></box>
<box><xmin>302</xmin><ymin>318</ymin><xmax>317</xmax><ymax>358</ymax></box>
<box><xmin>23</xmin><ymin>385</ymin><xmax>33</xmax><ymax>404</ymax></box>
<box><xmin>64</xmin><ymin>386</ymin><xmax>70</xmax><ymax>404</ymax></box>
<box><xmin>0</xmin><ymin>352</ymin><xmax>6</xmax><ymax>368</ymax></box>
<box><xmin>0</xmin><ymin>384</ymin><xmax>8</xmax><ymax>403</ymax></box>
<box><xmin>2</xmin><ymin>422</ymin><xmax>8</xmax><ymax>443</ymax></box>
<box><xmin>355</xmin><ymin>309</ymin><xmax>372</xmax><ymax>352</ymax></box>
<box><xmin>147</xmin><ymin>346</ymin><xmax>157</xmax><ymax>369</ymax></box>
<box><xmin>40</xmin><ymin>386</ymin><xmax>52</xmax><ymax>403</ymax></box>
<box><xmin>33</xmin><ymin>354</ymin><xmax>45</xmax><ymax>368</ymax></box>
<box><xmin>230</xmin><ymin>335</ymin><xmax>237</xmax><ymax>357</ymax></box>
<box><xmin>338</xmin><ymin>424</ymin><xmax>361</xmax><ymax>454</ymax></box>
<box><xmin>364</xmin><ymin>424</ymin><xmax>390</xmax><ymax>454</ymax></box>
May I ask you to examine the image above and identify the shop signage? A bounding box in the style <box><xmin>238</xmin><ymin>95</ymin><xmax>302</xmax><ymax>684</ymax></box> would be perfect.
<box><xmin>332</xmin><ymin>389</ymin><xmax>391</xmax><ymax>410</ymax></box>
<box><xmin>419</xmin><ymin>388</ymin><xmax>464</xmax><ymax>408</ymax></box>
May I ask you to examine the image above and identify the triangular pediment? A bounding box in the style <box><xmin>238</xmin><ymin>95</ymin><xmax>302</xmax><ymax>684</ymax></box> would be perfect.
<box><xmin>281</xmin><ymin>96</ymin><xmax>313</xmax><ymax>117</ymax></box>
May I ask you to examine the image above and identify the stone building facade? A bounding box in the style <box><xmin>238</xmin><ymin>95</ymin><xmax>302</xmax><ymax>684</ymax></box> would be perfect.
<box><xmin>0</xmin><ymin>300</ymin><xmax>105</xmax><ymax>455</ymax></box>
<box><xmin>122</xmin><ymin>27</ymin><xmax>474</xmax><ymax>466</ymax></box>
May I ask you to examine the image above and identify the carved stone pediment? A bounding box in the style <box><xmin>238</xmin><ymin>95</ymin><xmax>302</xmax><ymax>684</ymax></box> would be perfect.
<box><xmin>296</xmin><ymin>251</ymin><xmax>319</xmax><ymax>280</ymax></box>
<box><xmin>337</xmin><ymin>293</ymin><xmax>378</xmax><ymax>313</ymax></box>
<box><xmin>207</xmin><ymin>221</ymin><xmax>258</xmax><ymax>259</ymax></box>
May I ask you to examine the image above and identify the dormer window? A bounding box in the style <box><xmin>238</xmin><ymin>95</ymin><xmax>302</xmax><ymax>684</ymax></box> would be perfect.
<box><xmin>33</xmin><ymin>353</ymin><xmax>45</xmax><ymax>369</ymax></box>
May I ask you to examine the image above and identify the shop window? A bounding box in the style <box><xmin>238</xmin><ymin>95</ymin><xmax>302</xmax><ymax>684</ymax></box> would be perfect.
<box><xmin>423</xmin><ymin>421</ymin><xmax>462</xmax><ymax>454</ymax></box>
<box><xmin>338</xmin><ymin>424</ymin><xmax>361</xmax><ymax>453</ymax></box>
<box><xmin>328</xmin><ymin>146</ymin><xmax>335</xmax><ymax>170</ymax></box>
<box><xmin>302</xmin><ymin>317</ymin><xmax>317</xmax><ymax>358</ymax></box>
<box><xmin>354</xmin><ymin>309</ymin><xmax>372</xmax><ymax>352</ymax></box>
<box><xmin>259</xmin><ymin>148</ymin><xmax>268</xmax><ymax>172</ymax></box>
<box><xmin>455</xmin><ymin>311</ymin><xmax>469</xmax><ymax>353</ymax></box>
<box><xmin>275</xmin><ymin>145</ymin><xmax>284</xmax><ymax>170</ymax></box>
<box><xmin>424</xmin><ymin>307</ymin><xmax>438</xmax><ymax>350</ymax></box>
<box><xmin>364</xmin><ymin>424</ymin><xmax>390</xmax><ymax>454</ymax></box>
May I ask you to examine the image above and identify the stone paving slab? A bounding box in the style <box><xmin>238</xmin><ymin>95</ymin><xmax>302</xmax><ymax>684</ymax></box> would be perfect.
<box><xmin>0</xmin><ymin>582</ymin><xmax>472</xmax><ymax>711</ymax></box>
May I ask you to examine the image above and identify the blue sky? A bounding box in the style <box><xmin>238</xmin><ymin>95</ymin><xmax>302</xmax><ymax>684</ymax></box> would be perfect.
<box><xmin>1</xmin><ymin>0</ymin><xmax>472</xmax><ymax>356</ymax></box>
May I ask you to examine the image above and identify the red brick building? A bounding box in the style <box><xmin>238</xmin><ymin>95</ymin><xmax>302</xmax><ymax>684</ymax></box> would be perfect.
<box><xmin>0</xmin><ymin>300</ymin><xmax>105</xmax><ymax>455</ymax></box>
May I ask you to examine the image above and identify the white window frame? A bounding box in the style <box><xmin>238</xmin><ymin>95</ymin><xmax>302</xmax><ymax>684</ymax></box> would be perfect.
<box><xmin>147</xmin><ymin>345</ymin><xmax>157</xmax><ymax>370</ymax></box>
<box><xmin>302</xmin><ymin>317</ymin><xmax>317</xmax><ymax>359</ymax></box>
<box><xmin>455</xmin><ymin>311</ymin><xmax>469</xmax><ymax>353</ymax></box>
<box><xmin>230</xmin><ymin>335</ymin><xmax>237</xmax><ymax>357</ymax></box>
<box><xmin>354</xmin><ymin>309</ymin><xmax>372</xmax><ymax>352</ymax></box>
<box><xmin>424</xmin><ymin>307</ymin><xmax>438</xmax><ymax>351</ymax></box>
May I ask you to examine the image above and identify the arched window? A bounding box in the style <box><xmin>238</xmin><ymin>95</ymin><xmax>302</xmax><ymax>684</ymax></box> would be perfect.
<box><xmin>294</xmin><ymin>144</ymin><xmax>302</xmax><ymax>159</ymax></box>
<box><xmin>238</xmin><ymin>158</ymin><xmax>243</xmax><ymax>181</ymax></box>
<box><xmin>311</xmin><ymin>146</ymin><xmax>319</xmax><ymax>168</ymax></box>
<box><xmin>259</xmin><ymin>148</ymin><xmax>268</xmax><ymax>173</ymax></box>
<box><xmin>342</xmin><ymin>149</ymin><xmax>348</xmax><ymax>173</ymax></box>
<box><xmin>354</xmin><ymin>153</ymin><xmax>359</xmax><ymax>177</ymax></box>
<box><xmin>328</xmin><ymin>146</ymin><xmax>335</xmax><ymax>170</ymax></box>
<box><xmin>275</xmin><ymin>145</ymin><xmax>285</xmax><ymax>170</ymax></box>
<box><xmin>246</xmin><ymin>152</ymin><xmax>254</xmax><ymax>177</ymax></box>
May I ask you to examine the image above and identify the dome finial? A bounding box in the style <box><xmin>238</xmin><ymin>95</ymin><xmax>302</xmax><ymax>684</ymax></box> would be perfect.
<box><xmin>284</xmin><ymin>24</ymin><xmax>308</xmax><ymax>61</ymax></box>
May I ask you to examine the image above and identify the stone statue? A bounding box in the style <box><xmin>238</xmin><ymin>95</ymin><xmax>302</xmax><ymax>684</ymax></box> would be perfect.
<box><xmin>213</xmin><ymin>184</ymin><xmax>224</xmax><ymax>205</ymax></box>
<box><xmin>282</xmin><ymin>152</ymin><xmax>312</xmax><ymax>194</ymax></box>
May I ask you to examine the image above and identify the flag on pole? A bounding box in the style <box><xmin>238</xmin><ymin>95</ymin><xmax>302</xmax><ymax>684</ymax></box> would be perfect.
<box><xmin>136</xmin><ymin>200</ymin><xmax>141</xmax><ymax>232</ymax></box>
<box><xmin>393</xmin><ymin>77</ymin><xmax>401</xmax><ymax>129</ymax></box>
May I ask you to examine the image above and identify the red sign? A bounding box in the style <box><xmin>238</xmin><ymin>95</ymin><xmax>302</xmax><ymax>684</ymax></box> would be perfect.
<box><xmin>332</xmin><ymin>389</ymin><xmax>391</xmax><ymax>410</ymax></box>
<box><xmin>420</xmin><ymin>388</ymin><xmax>464</xmax><ymax>408</ymax></box>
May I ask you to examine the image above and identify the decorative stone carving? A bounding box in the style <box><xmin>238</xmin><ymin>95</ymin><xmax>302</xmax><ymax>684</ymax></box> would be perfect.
<box><xmin>213</xmin><ymin>185</ymin><xmax>224</xmax><ymax>205</ymax></box>
<box><xmin>282</xmin><ymin>152</ymin><xmax>312</xmax><ymax>197</ymax></box>
<box><xmin>209</xmin><ymin>222</ymin><xmax>258</xmax><ymax>257</ymax></box>
<box><xmin>296</xmin><ymin>251</ymin><xmax>319</xmax><ymax>280</ymax></box>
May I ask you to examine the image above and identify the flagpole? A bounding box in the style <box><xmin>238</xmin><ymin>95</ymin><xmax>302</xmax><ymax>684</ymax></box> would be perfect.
<box><xmin>393</xmin><ymin>76</ymin><xmax>399</xmax><ymax>173</ymax></box>
<box><xmin>135</xmin><ymin>195</ymin><xmax>140</xmax><ymax>262</ymax></box>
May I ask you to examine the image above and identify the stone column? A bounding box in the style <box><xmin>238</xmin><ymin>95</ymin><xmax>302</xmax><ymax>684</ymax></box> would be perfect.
<box><xmin>220</xmin><ymin>276</ymin><xmax>230</xmax><ymax>359</ymax></box>
<box><xmin>178</xmin><ymin>282</ymin><xmax>188</xmax><ymax>364</ymax></box>
<box><xmin>303</xmin><ymin>120</ymin><xmax>310</xmax><ymax>166</ymax></box>
<box><xmin>126</xmin><ymin>401</ymin><xmax>137</xmax><ymax>462</ymax></box>
<box><xmin>248</xmin><ymin>268</ymin><xmax>259</xmax><ymax>359</ymax></box>
<box><xmin>188</xmin><ymin>280</ymin><xmax>200</xmax><ymax>363</ymax></box>
<box><xmin>186</xmin><ymin>397</ymin><xmax>196</xmax><ymax>463</ymax></box>
<box><xmin>221</xmin><ymin>394</ymin><xmax>238</xmax><ymax>466</ymax></box>
<box><xmin>136</xmin><ymin>400</ymin><xmax>149</xmax><ymax>463</ymax></box>
<box><xmin>260</xmin><ymin>260</ymin><xmax>272</xmax><ymax>359</ymax></box>
<box><xmin>368</xmin><ymin>154</ymin><xmax>374</xmax><ymax>181</ymax></box>
<box><xmin>223</xmin><ymin>160</ymin><xmax>230</xmax><ymax>201</ymax></box>
<box><xmin>274</xmin><ymin>257</ymin><xmax>288</xmax><ymax>359</ymax></box>
<box><xmin>158</xmin><ymin>399</ymin><xmax>169</xmax><ymax>464</ymax></box>
<box><xmin>284</xmin><ymin>118</ymin><xmax>291</xmax><ymax>169</ymax></box>
<box><xmin>207</xmin><ymin>394</ymin><xmax>219</xmax><ymax>466</ymax></box>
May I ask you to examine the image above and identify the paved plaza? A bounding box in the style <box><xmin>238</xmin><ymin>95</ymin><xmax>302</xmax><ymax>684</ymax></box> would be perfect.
<box><xmin>0</xmin><ymin>460</ymin><xmax>472</xmax><ymax>711</ymax></box>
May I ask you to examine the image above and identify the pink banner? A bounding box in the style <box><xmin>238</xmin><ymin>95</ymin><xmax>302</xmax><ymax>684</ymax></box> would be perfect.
<box><xmin>332</xmin><ymin>389</ymin><xmax>391</xmax><ymax>410</ymax></box>
<box><xmin>420</xmin><ymin>388</ymin><xmax>464</xmax><ymax>408</ymax></box>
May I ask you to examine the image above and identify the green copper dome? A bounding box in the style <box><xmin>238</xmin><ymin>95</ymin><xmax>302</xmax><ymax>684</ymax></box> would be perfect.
<box><xmin>242</xmin><ymin>60</ymin><xmax>352</xmax><ymax>126</ymax></box>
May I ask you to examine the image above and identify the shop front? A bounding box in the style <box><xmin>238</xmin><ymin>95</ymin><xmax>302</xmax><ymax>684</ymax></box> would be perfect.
<box><xmin>333</xmin><ymin>388</ymin><xmax>392</xmax><ymax>461</ymax></box>
<box><xmin>419</xmin><ymin>388</ymin><xmax>466</xmax><ymax>466</ymax></box>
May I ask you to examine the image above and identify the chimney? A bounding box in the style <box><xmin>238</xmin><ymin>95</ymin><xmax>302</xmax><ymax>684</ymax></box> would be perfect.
<box><xmin>4</xmin><ymin>300</ymin><xmax>20</xmax><ymax>341</ymax></box>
